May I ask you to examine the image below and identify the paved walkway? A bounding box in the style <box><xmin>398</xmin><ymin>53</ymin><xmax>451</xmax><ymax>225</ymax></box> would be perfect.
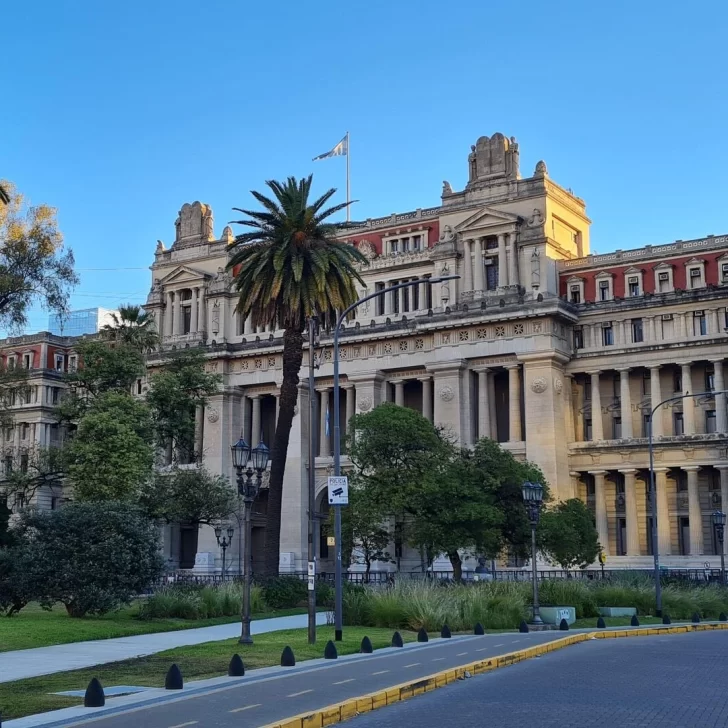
<box><xmin>0</xmin><ymin>613</ymin><xmax>328</xmax><ymax>684</ymax></box>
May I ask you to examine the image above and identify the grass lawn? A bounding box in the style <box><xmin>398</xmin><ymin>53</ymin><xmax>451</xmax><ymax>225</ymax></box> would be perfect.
<box><xmin>573</xmin><ymin>616</ymin><xmax>663</xmax><ymax>629</ymax></box>
<box><xmin>0</xmin><ymin>603</ymin><xmax>309</xmax><ymax>652</ymax></box>
<box><xmin>0</xmin><ymin>626</ymin><xmax>416</xmax><ymax>720</ymax></box>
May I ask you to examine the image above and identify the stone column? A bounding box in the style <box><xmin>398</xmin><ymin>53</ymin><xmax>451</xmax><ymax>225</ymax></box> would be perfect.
<box><xmin>13</xmin><ymin>424</ymin><xmax>20</xmax><ymax>451</ymax></box>
<box><xmin>173</xmin><ymin>290</ymin><xmax>182</xmax><ymax>335</ymax></box>
<box><xmin>165</xmin><ymin>291</ymin><xmax>174</xmax><ymax>337</ymax></box>
<box><xmin>251</xmin><ymin>395</ymin><xmax>261</xmax><ymax>447</ymax></box>
<box><xmin>497</xmin><ymin>233</ymin><xmax>508</xmax><ymax>287</ymax></box>
<box><xmin>681</xmin><ymin>363</ymin><xmax>695</xmax><ymax>434</ymax></box>
<box><xmin>193</xmin><ymin>405</ymin><xmax>203</xmax><ymax>457</ymax></box>
<box><xmin>621</xmin><ymin>469</ymin><xmax>640</xmax><ymax>556</ymax></box>
<box><xmin>419</xmin><ymin>376</ymin><xmax>433</xmax><ymax>422</ymax></box>
<box><xmin>462</xmin><ymin>239</ymin><xmax>473</xmax><ymax>292</ymax></box>
<box><xmin>319</xmin><ymin>388</ymin><xmax>331</xmax><ymax>457</ymax></box>
<box><xmin>677</xmin><ymin>312</ymin><xmax>687</xmax><ymax>339</ymax></box>
<box><xmin>274</xmin><ymin>390</ymin><xmax>280</xmax><ymax>426</ymax></box>
<box><xmin>508</xmin><ymin>230</ymin><xmax>518</xmax><ymax>287</ymax></box>
<box><xmin>568</xmin><ymin>471</ymin><xmax>580</xmax><ymax>500</ymax></box>
<box><xmin>684</xmin><ymin>466</ymin><xmax>703</xmax><ymax>555</ymax></box>
<box><xmin>344</xmin><ymin>383</ymin><xmax>355</xmax><ymax>427</ymax></box>
<box><xmin>618</xmin><ymin>368</ymin><xmax>633</xmax><ymax>438</ymax></box>
<box><xmin>589</xmin><ymin>371</ymin><xmax>603</xmax><ymax>441</ymax></box>
<box><xmin>591</xmin><ymin>471</ymin><xmax>610</xmax><ymax>554</ymax></box>
<box><xmin>191</xmin><ymin>288</ymin><xmax>199</xmax><ymax>333</ymax></box>
<box><xmin>473</xmin><ymin>239</ymin><xmax>485</xmax><ymax>292</ymax></box>
<box><xmin>718</xmin><ymin>466</ymin><xmax>728</xmax><ymax>555</ymax></box>
<box><xmin>385</xmin><ymin>283</ymin><xmax>394</xmax><ymax>315</ymax></box>
<box><xmin>710</xmin><ymin>308</ymin><xmax>721</xmax><ymax>335</ymax></box>
<box><xmin>654</xmin><ymin>468</ymin><xmax>671</xmax><ymax>555</ymax></box>
<box><xmin>477</xmin><ymin>369</ymin><xmax>491</xmax><ymax>440</ymax></box>
<box><xmin>712</xmin><ymin>359</ymin><xmax>727</xmax><ymax>432</ymax></box>
<box><xmin>244</xmin><ymin>316</ymin><xmax>253</xmax><ymax>335</ymax></box>
<box><xmin>564</xmin><ymin>374</ymin><xmax>576</xmax><ymax>442</ymax></box>
<box><xmin>650</xmin><ymin>366</ymin><xmax>663</xmax><ymax>437</ymax></box>
<box><xmin>506</xmin><ymin>364</ymin><xmax>522</xmax><ymax>442</ymax></box>
<box><xmin>392</xmin><ymin>379</ymin><xmax>405</xmax><ymax>407</ymax></box>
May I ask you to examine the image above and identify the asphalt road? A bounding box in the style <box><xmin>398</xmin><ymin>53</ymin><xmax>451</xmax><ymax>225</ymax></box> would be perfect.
<box><xmin>349</xmin><ymin>631</ymin><xmax>728</xmax><ymax>728</ymax></box>
<box><xmin>60</xmin><ymin>630</ymin><xmax>567</xmax><ymax>728</ymax></box>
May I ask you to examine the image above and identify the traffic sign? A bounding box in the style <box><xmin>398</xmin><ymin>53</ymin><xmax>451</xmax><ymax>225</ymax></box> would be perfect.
<box><xmin>327</xmin><ymin>476</ymin><xmax>349</xmax><ymax>505</ymax></box>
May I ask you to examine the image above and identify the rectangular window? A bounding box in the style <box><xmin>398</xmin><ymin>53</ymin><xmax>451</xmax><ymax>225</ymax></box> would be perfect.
<box><xmin>400</xmin><ymin>237</ymin><xmax>410</xmax><ymax>252</ymax></box>
<box><xmin>412</xmin><ymin>235</ymin><xmax>422</xmax><ymax>251</ymax></box>
<box><xmin>613</xmin><ymin>416</ymin><xmax>622</xmax><ymax>439</ymax></box>
<box><xmin>706</xmin><ymin>368</ymin><xmax>715</xmax><ymax>392</ymax></box>
<box><xmin>694</xmin><ymin>312</ymin><xmax>707</xmax><ymax>336</ymax></box>
<box><xmin>642</xmin><ymin>371</ymin><xmax>650</xmax><ymax>395</ymax></box>
<box><xmin>628</xmin><ymin>277</ymin><xmax>640</xmax><ymax>297</ymax></box>
<box><xmin>570</xmin><ymin>286</ymin><xmax>581</xmax><ymax>303</ymax></box>
<box><xmin>50</xmin><ymin>496</ymin><xmax>60</xmax><ymax>510</ymax></box>
<box><xmin>602</xmin><ymin>325</ymin><xmax>614</xmax><ymax>346</ymax></box>
<box><xmin>584</xmin><ymin>418</ymin><xmax>593</xmax><ymax>441</ymax></box>
<box><xmin>51</xmin><ymin>387</ymin><xmax>59</xmax><ymax>405</ymax></box>
<box><xmin>612</xmin><ymin>374</ymin><xmax>620</xmax><ymax>398</ymax></box>
<box><xmin>573</xmin><ymin>328</ymin><xmax>583</xmax><ymax>349</ymax></box>
<box><xmin>674</xmin><ymin>411</ymin><xmax>684</xmax><ymax>436</ymax></box>
<box><xmin>4</xmin><ymin>456</ymin><xmax>12</xmax><ymax>474</ymax></box>
<box><xmin>658</xmin><ymin>271</ymin><xmax>671</xmax><ymax>292</ymax></box>
<box><xmin>584</xmin><ymin>382</ymin><xmax>591</xmax><ymax>401</ymax></box>
<box><xmin>599</xmin><ymin>280</ymin><xmax>610</xmax><ymax>301</ymax></box>
<box><xmin>68</xmin><ymin>355</ymin><xmax>77</xmax><ymax>372</ymax></box>
<box><xmin>643</xmin><ymin>414</ymin><xmax>651</xmax><ymax>437</ymax></box>
<box><xmin>486</xmin><ymin>260</ymin><xmax>499</xmax><ymax>290</ymax></box>
<box><xmin>55</xmin><ymin>354</ymin><xmax>64</xmax><ymax>371</ymax></box>
<box><xmin>689</xmin><ymin>268</ymin><xmax>702</xmax><ymax>288</ymax></box>
<box><xmin>673</xmin><ymin>370</ymin><xmax>682</xmax><ymax>392</ymax></box>
<box><xmin>632</xmin><ymin>318</ymin><xmax>644</xmax><ymax>343</ymax></box>
<box><xmin>706</xmin><ymin>410</ymin><xmax>717</xmax><ymax>433</ymax></box>
<box><xmin>390</xmin><ymin>239</ymin><xmax>398</xmax><ymax>254</ymax></box>
<box><xmin>21</xmin><ymin>423</ymin><xmax>28</xmax><ymax>440</ymax></box>
<box><xmin>722</xmin><ymin>263</ymin><xmax>728</xmax><ymax>283</ymax></box>
<box><xmin>7</xmin><ymin>356</ymin><xmax>15</xmax><ymax>370</ymax></box>
<box><xmin>22</xmin><ymin>353</ymin><xmax>32</xmax><ymax>369</ymax></box>
<box><xmin>375</xmin><ymin>282</ymin><xmax>385</xmax><ymax>316</ymax></box>
<box><xmin>20</xmin><ymin>452</ymin><xmax>28</xmax><ymax>473</ymax></box>
<box><xmin>136</xmin><ymin>379</ymin><xmax>143</xmax><ymax>395</ymax></box>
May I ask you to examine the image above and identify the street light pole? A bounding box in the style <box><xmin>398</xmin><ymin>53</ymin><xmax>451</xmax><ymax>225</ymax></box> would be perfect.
<box><xmin>231</xmin><ymin>437</ymin><xmax>270</xmax><ymax>645</ymax></box>
<box><xmin>332</xmin><ymin>274</ymin><xmax>459</xmax><ymax>640</ymax></box>
<box><xmin>648</xmin><ymin>389</ymin><xmax>728</xmax><ymax>616</ymax></box>
<box><xmin>522</xmin><ymin>481</ymin><xmax>544</xmax><ymax>625</ymax></box>
<box><xmin>306</xmin><ymin>315</ymin><xmax>319</xmax><ymax>646</ymax></box>
<box><xmin>712</xmin><ymin>511</ymin><xmax>726</xmax><ymax>585</ymax></box>
<box><xmin>214</xmin><ymin>525</ymin><xmax>235</xmax><ymax>582</ymax></box>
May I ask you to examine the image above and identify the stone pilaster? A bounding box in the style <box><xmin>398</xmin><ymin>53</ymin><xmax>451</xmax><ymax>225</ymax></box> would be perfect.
<box><xmin>620</xmin><ymin>469</ymin><xmax>640</xmax><ymax>556</ymax></box>
<box><xmin>590</xmin><ymin>470</ymin><xmax>610</xmax><ymax>554</ymax></box>
<box><xmin>427</xmin><ymin>361</ymin><xmax>466</xmax><ymax>445</ymax></box>
<box><xmin>654</xmin><ymin>468</ymin><xmax>671</xmax><ymax>555</ymax></box>
<box><xmin>684</xmin><ymin>466</ymin><xmax>703</xmax><ymax>555</ymax></box>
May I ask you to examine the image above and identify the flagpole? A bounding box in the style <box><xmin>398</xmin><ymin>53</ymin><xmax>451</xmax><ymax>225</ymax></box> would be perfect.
<box><xmin>346</xmin><ymin>131</ymin><xmax>350</xmax><ymax>223</ymax></box>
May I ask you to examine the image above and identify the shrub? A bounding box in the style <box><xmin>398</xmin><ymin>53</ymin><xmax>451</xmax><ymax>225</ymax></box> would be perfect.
<box><xmin>259</xmin><ymin>576</ymin><xmax>307</xmax><ymax>609</ymax></box>
<box><xmin>138</xmin><ymin>582</ymin><xmax>266</xmax><ymax>620</ymax></box>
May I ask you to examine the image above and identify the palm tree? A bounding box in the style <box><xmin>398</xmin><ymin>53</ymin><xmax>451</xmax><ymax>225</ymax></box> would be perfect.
<box><xmin>0</xmin><ymin>184</ymin><xmax>8</xmax><ymax>205</ymax></box>
<box><xmin>102</xmin><ymin>304</ymin><xmax>159</xmax><ymax>352</ymax></box>
<box><xmin>228</xmin><ymin>175</ymin><xmax>366</xmax><ymax>578</ymax></box>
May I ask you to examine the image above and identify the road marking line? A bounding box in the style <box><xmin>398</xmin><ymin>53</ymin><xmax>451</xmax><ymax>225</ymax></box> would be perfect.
<box><xmin>456</xmin><ymin>652</ymin><xmax>468</xmax><ymax>656</ymax></box>
<box><xmin>229</xmin><ymin>704</ymin><xmax>261</xmax><ymax>713</ymax></box>
<box><xmin>333</xmin><ymin>679</ymin><xmax>355</xmax><ymax>685</ymax></box>
<box><xmin>431</xmin><ymin>657</ymin><xmax>446</xmax><ymax>662</ymax></box>
<box><xmin>168</xmin><ymin>723</ymin><xmax>198</xmax><ymax>728</ymax></box>
<box><xmin>287</xmin><ymin>689</ymin><xmax>313</xmax><ymax>698</ymax></box>
<box><xmin>404</xmin><ymin>662</ymin><xmax>421</xmax><ymax>668</ymax></box>
<box><xmin>476</xmin><ymin>647</ymin><xmax>490</xmax><ymax>652</ymax></box>
<box><xmin>372</xmin><ymin>669</ymin><xmax>390</xmax><ymax>675</ymax></box>
<box><xmin>512</xmin><ymin>640</ymin><xmax>521</xmax><ymax>643</ymax></box>
<box><xmin>494</xmin><ymin>643</ymin><xmax>504</xmax><ymax>647</ymax></box>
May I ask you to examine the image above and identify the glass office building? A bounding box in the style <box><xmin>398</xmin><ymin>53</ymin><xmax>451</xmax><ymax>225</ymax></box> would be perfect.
<box><xmin>48</xmin><ymin>308</ymin><xmax>117</xmax><ymax>336</ymax></box>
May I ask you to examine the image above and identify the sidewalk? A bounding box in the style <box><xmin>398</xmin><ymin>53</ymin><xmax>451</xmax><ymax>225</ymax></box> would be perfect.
<box><xmin>0</xmin><ymin>612</ymin><xmax>328</xmax><ymax>684</ymax></box>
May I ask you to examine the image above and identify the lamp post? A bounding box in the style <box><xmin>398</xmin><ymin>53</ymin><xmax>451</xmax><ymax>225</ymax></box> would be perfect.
<box><xmin>522</xmin><ymin>481</ymin><xmax>544</xmax><ymax>626</ymax></box>
<box><xmin>214</xmin><ymin>525</ymin><xmax>235</xmax><ymax>581</ymax></box>
<box><xmin>331</xmin><ymin>274</ymin><xmax>459</xmax><ymax>640</ymax></box>
<box><xmin>712</xmin><ymin>511</ymin><xmax>726</xmax><ymax>585</ymax></box>
<box><xmin>648</xmin><ymin>390</ymin><xmax>728</xmax><ymax>615</ymax></box>
<box><xmin>231</xmin><ymin>436</ymin><xmax>270</xmax><ymax>645</ymax></box>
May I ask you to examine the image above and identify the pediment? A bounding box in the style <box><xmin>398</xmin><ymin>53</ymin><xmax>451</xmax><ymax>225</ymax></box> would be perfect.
<box><xmin>623</xmin><ymin>266</ymin><xmax>643</xmax><ymax>275</ymax></box>
<box><xmin>566</xmin><ymin>275</ymin><xmax>584</xmax><ymax>284</ymax></box>
<box><xmin>158</xmin><ymin>265</ymin><xmax>211</xmax><ymax>286</ymax></box>
<box><xmin>454</xmin><ymin>206</ymin><xmax>519</xmax><ymax>235</ymax></box>
<box><xmin>653</xmin><ymin>261</ymin><xmax>674</xmax><ymax>270</ymax></box>
<box><xmin>594</xmin><ymin>269</ymin><xmax>614</xmax><ymax>279</ymax></box>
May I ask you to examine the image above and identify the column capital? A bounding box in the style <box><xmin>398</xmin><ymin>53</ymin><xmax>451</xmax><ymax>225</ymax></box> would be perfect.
<box><xmin>618</xmin><ymin>468</ymin><xmax>638</xmax><ymax>475</ymax></box>
<box><xmin>341</xmin><ymin>382</ymin><xmax>355</xmax><ymax>390</ymax></box>
<box><xmin>714</xmin><ymin>464</ymin><xmax>728</xmax><ymax>471</ymax></box>
<box><xmin>649</xmin><ymin>364</ymin><xmax>662</xmax><ymax>371</ymax></box>
<box><xmin>710</xmin><ymin>358</ymin><xmax>725</xmax><ymax>365</ymax></box>
<box><xmin>315</xmin><ymin>386</ymin><xmax>332</xmax><ymax>393</ymax></box>
<box><xmin>681</xmin><ymin>465</ymin><xmax>701</xmax><ymax>472</ymax></box>
<box><xmin>504</xmin><ymin>362</ymin><xmax>521</xmax><ymax>370</ymax></box>
<box><xmin>616</xmin><ymin>367</ymin><xmax>632</xmax><ymax>374</ymax></box>
<box><xmin>416</xmin><ymin>375</ymin><xmax>433</xmax><ymax>382</ymax></box>
<box><xmin>586</xmin><ymin>369</ymin><xmax>602</xmax><ymax>376</ymax></box>
<box><xmin>471</xmin><ymin>366</ymin><xmax>491</xmax><ymax>374</ymax></box>
<box><xmin>653</xmin><ymin>467</ymin><xmax>669</xmax><ymax>473</ymax></box>
<box><xmin>388</xmin><ymin>378</ymin><xmax>404</xmax><ymax>385</ymax></box>
<box><xmin>587</xmin><ymin>470</ymin><xmax>607</xmax><ymax>476</ymax></box>
<box><xmin>569</xmin><ymin>470</ymin><xmax>583</xmax><ymax>478</ymax></box>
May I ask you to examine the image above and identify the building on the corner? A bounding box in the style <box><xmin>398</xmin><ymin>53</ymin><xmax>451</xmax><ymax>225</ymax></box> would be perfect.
<box><xmin>48</xmin><ymin>307</ymin><xmax>118</xmax><ymax>337</ymax></box>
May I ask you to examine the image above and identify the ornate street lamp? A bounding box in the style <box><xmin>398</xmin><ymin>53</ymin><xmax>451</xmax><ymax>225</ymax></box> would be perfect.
<box><xmin>522</xmin><ymin>481</ymin><xmax>544</xmax><ymax>626</ymax></box>
<box><xmin>231</xmin><ymin>436</ymin><xmax>270</xmax><ymax>644</ymax></box>
<box><xmin>214</xmin><ymin>524</ymin><xmax>235</xmax><ymax>582</ymax></box>
<box><xmin>712</xmin><ymin>510</ymin><xmax>726</xmax><ymax>586</ymax></box>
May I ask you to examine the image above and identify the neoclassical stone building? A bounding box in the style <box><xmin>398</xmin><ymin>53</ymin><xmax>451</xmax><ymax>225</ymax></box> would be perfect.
<box><xmin>134</xmin><ymin>133</ymin><xmax>728</xmax><ymax>572</ymax></box>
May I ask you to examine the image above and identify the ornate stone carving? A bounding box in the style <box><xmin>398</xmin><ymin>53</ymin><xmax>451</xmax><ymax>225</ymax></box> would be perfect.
<box><xmin>442</xmin><ymin>180</ymin><xmax>453</xmax><ymax>196</ymax></box>
<box><xmin>553</xmin><ymin>378</ymin><xmax>563</xmax><ymax>394</ymax></box>
<box><xmin>527</xmin><ymin>208</ymin><xmax>544</xmax><ymax>227</ymax></box>
<box><xmin>358</xmin><ymin>396</ymin><xmax>372</xmax><ymax>412</ymax></box>
<box><xmin>439</xmin><ymin>386</ymin><xmax>455</xmax><ymax>402</ymax></box>
<box><xmin>155</xmin><ymin>240</ymin><xmax>165</xmax><ymax>253</ymax></box>
<box><xmin>534</xmin><ymin>160</ymin><xmax>548</xmax><ymax>177</ymax></box>
<box><xmin>438</xmin><ymin>226</ymin><xmax>455</xmax><ymax>244</ymax></box>
<box><xmin>207</xmin><ymin>408</ymin><xmax>219</xmax><ymax>423</ymax></box>
<box><xmin>530</xmin><ymin>377</ymin><xmax>548</xmax><ymax>394</ymax></box>
<box><xmin>469</xmin><ymin>133</ymin><xmax>519</xmax><ymax>183</ymax></box>
<box><xmin>357</xmin><ymin>240</ymin><xmax>376</xmax><ymax>259</ymax></box>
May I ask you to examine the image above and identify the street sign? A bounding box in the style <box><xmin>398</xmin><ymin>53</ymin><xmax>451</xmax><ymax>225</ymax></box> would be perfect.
<box><xmin>307</xmin><ymin>575</ymin><xmax>315</xmax><ymax>591</ymax></box>
<box><xmin>327</xmin><ymin>476</ymin><xmax>349</xmax><ymax>505</ymax></box>
<box><xmin>327</xmin><ymin>536</ymin><xmax>335</xmax><ymax>547</ymax></box>
<box><xmin>308</xmin><ymin>561</ymin><xmax>315</xmax><ymax>576</ymax></box>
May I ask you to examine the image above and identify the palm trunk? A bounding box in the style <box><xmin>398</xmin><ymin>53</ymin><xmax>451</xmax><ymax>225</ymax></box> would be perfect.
<box><xmin>448</xmin><ymin>550</ymin><xmax>463</xmax><ymax>583</ymax></box>
<box><xmin>262</xmin><ymin>327</ymin><xmax>303</xmax><ymax>579</ymax></box>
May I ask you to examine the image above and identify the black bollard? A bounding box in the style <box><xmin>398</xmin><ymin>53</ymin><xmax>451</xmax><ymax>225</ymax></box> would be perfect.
<box><xmin>721</xmin><ymin>612</ymin><xmax>728</xmax><ymax>622</ymax></box>
<box><xmin>596</xmin><ymin>617</ymin><xmax>606</xmax><ymax>629</ymax></box>
<box><xmin>84</xmin><ymin>678</ymin><xmax>105</xmax><ymax>707</ymax></box>
<box><xmin>631</xmin><ymin>615</ymin><xmax>640</xmax><ymax>627</ymax></box>
<box><xmin>281</xmin><ymin>646</ymin><xmax>296</xmax><ymax>666</ymax></box>
<box><xmin>228</xmin><ymin>654</ymin><xmax>245</xmax><ymax>677</ymax></box>
<box><xmin>692</xmin><ymin>612</ymin><xmax>701</xmax><ymax>624</ymax></box>
<box><xmin>391</xmin><ymin>631</ymin><xmax>404</xmax><ymax>648</ymax></box>
<box><xmin>441</xmin><ymin>624</ymin><xmax>452</xmax><ymax>639</ymax></box>
<box><xmin>559</xmin><ymin>618</ymin><xmax>569</xmax><ymax>631</ymax></box>
<box><xmin>165</xmin><ymin>664</ymin><xmax>183</xmax><ymax>690</ymax></box>
<box><xmin>360</xmin><ymin>636</ymin><xmax>373</xmax><ymax>654</ymax></box>
<box><xmin>474</xmin><ymin>623</ymin><xmax>485</xmax><ymax>635</ymax></box>
<box><xmin>662</xmin><ymin>614</ymin><xmax>671</xmax><ymax>625</ymax></box>
<box><xmin>417</xmin><ymin>627</ymin><xmax>429</xmax><ymax>643</ymax></box>
<box><xmin>519</xmin><ymin>620</ymin><xmax>530</xmax><ymax>633</ymax></box>
<box><xmin>324</xmin><ymin>640</ymin><xmax>338</xmax><ymax>659</ymax></box>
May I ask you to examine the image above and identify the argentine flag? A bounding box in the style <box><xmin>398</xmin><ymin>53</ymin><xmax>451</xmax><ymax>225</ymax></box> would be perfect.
<box><xmin>313</xmin><ymin>135</ymin><xmax>348</xmax><ymax>161</ymax></box>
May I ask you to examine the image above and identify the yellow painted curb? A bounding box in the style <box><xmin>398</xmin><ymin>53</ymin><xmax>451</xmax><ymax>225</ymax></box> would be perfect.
<box><xmin>259</xmin><ymin>624</ymin><xmax>728</xmax><ymax>728</ymax></box>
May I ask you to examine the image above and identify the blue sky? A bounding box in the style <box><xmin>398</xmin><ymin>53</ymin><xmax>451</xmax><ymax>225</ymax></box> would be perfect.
<box><xmin>1</xmin><ymin>0</ymin><xmax>726</xmax><ymax>333</ymax></box>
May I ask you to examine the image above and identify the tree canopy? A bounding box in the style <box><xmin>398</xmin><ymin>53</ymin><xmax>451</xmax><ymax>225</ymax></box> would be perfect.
<box><xmin>538</xmin><ymin>498</ymin><xmax>600</xmax><ymax>570</ymax></box>
<box><xmin>101</xmin><ymin>304</ymin><xmax>159</xmax><ymax>352</ymax></box>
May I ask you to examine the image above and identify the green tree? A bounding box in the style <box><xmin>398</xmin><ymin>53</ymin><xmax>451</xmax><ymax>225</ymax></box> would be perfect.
<box><xmin>0</xmin><ymin>181</ymin><xmax>78</xmax><ymax>332</ymax></box>
<box><xmin>65</xmin><ymin>392</ymin><xmax>154</xmax><ymax>502</ymax></box>
<box><xmin>141</xmin><ymin>467</ymin><xmax>236</xmax><ymax>526</ymax></box>
<box><xmin>146</xmin><ymin>349</ymin><xmax>220</xmax><ymax>464</ymax></box>
<box><xmin>11</xmin><ymin>501</ymin><xmax>163</xmax><ymax>617</ymax></box>
<box><xmin>101</xmin><ymin>304</ymin><xmax>159</xmax><ymax>352</ymax></box>
<box><xmin>538</xmin><ymin>498</ymin><xmax>600</xmax><ymax>571</ymax></box>
<box><xmin>228</xmin><ymin>175</ymin><xmax>366</xmax><ymax>577</ymax></box>
<box><xmin>0</xmin><ymin>444</ymin><xmax>65</xmax><ymax>509</ymax></box>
